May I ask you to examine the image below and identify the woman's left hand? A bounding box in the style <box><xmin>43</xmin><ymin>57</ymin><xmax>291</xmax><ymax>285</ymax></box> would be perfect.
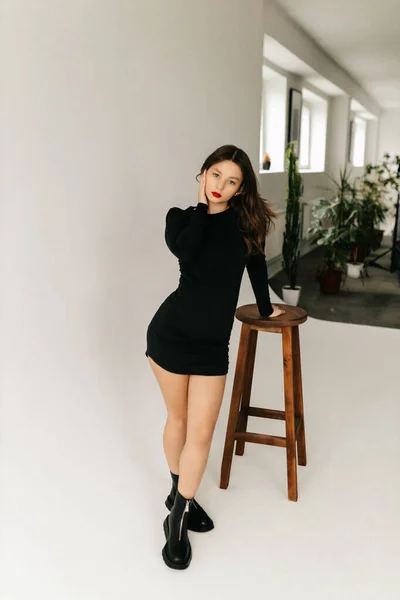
<box><xmin>268</xmin><ymin>305</ymin><xmax>285</xmax><ymax>318</ymax></box>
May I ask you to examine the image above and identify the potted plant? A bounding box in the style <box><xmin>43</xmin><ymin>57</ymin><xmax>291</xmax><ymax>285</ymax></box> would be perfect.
<box><xmin>316</xmin><ymin>238</ymin><xmax>349</xmax><ymax>293</ymax></box>
<box><xmin>282</xmin><ymin>143</ymin><xmax>304</xmax><ymax>305</ymax></box>
<box><xmin>344</xmin><ymin>203</ymin><xmax>368</xmax><ymax>278</ymax></box>
<box><xmin>322</xmin><ymin>166</ymin><xmax>367</xmax><ymax>279</ymax></box>
<box><xmin>356</xmin><ymin>153</ymin><xmax>400</xmax><ymax>250</ymax></box>
<box><xmin>308</xmin><ymin>199</ymin><xmax>349</xmax><ymax>293</ymax></box>
<box><xmin>308</xmin><ymin>170</ymin><xmax>355</xmax><ymax>294</ymax></box>
<box><xmin>346</xmin><ymin>257</ymin><xmax>364</xmax><ymax>279</ymax></box>
<box><xmin>262</xmin><ymin>152</ymin><xmax>271</xmax><ymax>171</ymax></box>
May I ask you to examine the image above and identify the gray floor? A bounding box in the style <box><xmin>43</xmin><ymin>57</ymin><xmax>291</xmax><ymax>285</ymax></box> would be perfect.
<box><xmin>270</xmin><ymin>238</ymin><xmax>400</xmax><ymax>329</ymax></box>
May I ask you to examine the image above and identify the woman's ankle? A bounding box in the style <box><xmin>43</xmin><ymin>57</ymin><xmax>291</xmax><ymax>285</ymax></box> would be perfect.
<box><xmin>177</xmin><ymin>486</ymin><xmax>195</xmax><ymax>501</ymax></box>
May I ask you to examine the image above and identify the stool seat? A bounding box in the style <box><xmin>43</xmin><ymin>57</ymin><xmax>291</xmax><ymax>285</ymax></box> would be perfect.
<box><xmin>220</xmin><ymin>303</ymin><xmax>308</xmax><ymax>501</ymax></box>
<box><xmin>235</xmin><ymin>303</ymin><xmax>307</xmax><ymax>329</ymax></box>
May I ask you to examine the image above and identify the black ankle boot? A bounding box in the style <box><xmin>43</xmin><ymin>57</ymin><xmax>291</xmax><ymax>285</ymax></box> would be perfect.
<box><xmin>162</xmin><ymin>490</ymin><xmax>192</xmax><ymax>570</ymax></box>
<box><xmin>165</xmin><ymin>471</ymin><xmax>179</xmax><ymax>508</ymax></box>
<box><xmin>166</xmin><ymin>472</ymin><xmax>214</xmax><ymax>533</ymax></box>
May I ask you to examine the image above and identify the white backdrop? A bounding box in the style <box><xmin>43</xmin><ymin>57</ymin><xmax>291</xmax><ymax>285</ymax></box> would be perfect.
<box><xmin>0</xmin><ymin>1</ymin><xmax>266</xmax><ymax>596</ymax></box>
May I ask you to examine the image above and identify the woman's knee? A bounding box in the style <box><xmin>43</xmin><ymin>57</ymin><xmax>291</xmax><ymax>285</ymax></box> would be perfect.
<box><xmin>186</xmin><ymin>426</ymin><xmax>214</xmax><ymax>448</ymax></box>
<box><xmin>166</xmin><ymin>413</ymin><xmax>187</xmax><ymax>430</ymax></box>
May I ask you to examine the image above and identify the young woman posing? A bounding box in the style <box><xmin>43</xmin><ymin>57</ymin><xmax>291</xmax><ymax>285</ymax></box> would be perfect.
<box><xmin>145</xmin><ymin>145</ymin><xmax>284</xmax><ymax>570</ymax></box>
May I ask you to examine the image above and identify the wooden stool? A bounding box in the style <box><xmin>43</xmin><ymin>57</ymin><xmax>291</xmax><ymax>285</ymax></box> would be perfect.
<box><xmin>220</xmin><ymin>303</ymin><xmax>308</xmax><ymax>501</ymax></box>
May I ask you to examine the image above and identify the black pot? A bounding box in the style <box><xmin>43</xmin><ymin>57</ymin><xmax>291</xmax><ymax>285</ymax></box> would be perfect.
<box><xmin>262</xmin><ymin>161</ymin><xmax>271</xmax><ymax>171</ymax></box>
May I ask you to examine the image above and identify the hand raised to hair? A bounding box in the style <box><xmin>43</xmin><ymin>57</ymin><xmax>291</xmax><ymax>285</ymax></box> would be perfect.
<box><xmin>198</xmin><ymin>169</ymin><xmax>208</xmax><ymax>206</ymax></box>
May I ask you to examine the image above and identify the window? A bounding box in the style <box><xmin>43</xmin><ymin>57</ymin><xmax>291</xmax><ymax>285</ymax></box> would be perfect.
<box><xmin>299</xmin><ymin>102</ymin><xmax>311</xmax><ymax>169</ymax></box>
<box><xmin>259</xmin><ymin>65</ymin><xmax>287</xmax><ymax>173</ymax></box>
<box><xmin>299</xmin><ymin>89</ymin><xmax>328</xmax><ymax>172</ymax></box>
<box><xmin>349</xmin><ymin>116</ymin><xmax>366</xmax><ymax>167</ymax></box>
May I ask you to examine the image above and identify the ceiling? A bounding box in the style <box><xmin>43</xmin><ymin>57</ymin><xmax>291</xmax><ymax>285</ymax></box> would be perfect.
<box><xmin>275</xmin><ymin>0</ymin><xmax>400</xmax><ymax>109</ymax></box>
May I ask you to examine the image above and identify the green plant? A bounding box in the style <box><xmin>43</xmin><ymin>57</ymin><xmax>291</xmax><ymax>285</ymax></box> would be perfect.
<box><xmin>327</xmin><ymin>164</ymin><xmax>359</xmax><ymax>226</ymax></box>
<box><xmin>308</xmin><ymin>198</ymin><xmax>350</xmax><ymax>272</ymax></box>
<box><xmin>309</xmin><ymin>165</ymin><xmax>357</xmax><ymax>271</ymax></box>
<box><xmin>282</xmin><ymin>143</ymin><xmax>304</xmax><ymax>289</ymax></box>
<box><xmin>354</xmin><ymin>153</ymin><xmax>400</xmax><ymax>251</ymax></box>
<box><xmin>310</xmin><ymin>155</ymin><xmax>400</xmax><ymax>271</ymax></box>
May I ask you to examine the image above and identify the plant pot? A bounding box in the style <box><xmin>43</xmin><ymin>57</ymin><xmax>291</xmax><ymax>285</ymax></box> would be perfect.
<box><xmin>319</xmin><ymin>269</ymin><xmax>342</xmax><ymax>294</ymax></box>
<box><xmin>282</xmin><ymin>285</ymin><xmax>301</xmax><ymax>306</ymax></box>
<box><xmin>262</xmin><ymin>161</ymin><xmax>271</xmax><ymax>171</ymax></box>
<box><xmin>347</xmin><ymin>262</ymin><xmax>364</xmax><ymax>279</ymax></box>
<box><xmin>350</xmin><ymin>246</ymin><xmax>366</xmax><ymax>263</ymax></box>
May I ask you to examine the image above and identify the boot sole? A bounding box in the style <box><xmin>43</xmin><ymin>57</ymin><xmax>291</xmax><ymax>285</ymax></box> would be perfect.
<box><xmin>162</xmin><ymin>516</ymin><xmax>192</xmax><ymax>570</ymax></box>
<box><xmin>165</xmin><ymin>497</ymin><xmax>215</xmax><ymax>533</ymax></box>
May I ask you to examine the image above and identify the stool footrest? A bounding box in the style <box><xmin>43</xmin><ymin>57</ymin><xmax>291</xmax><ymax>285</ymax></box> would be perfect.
<box><xmin>246</xmin><ymin>407</ymin><xmax>285</xmax><ymax>420</ymax></box>
<box><xmin>236</xmin><ymin>407</ymin><xmax>303</xmax><ymax>443</ymax></box>
<box><xmin>235</xmin><ymin>431</ymin><xmax>286</xmax><ymax>447</ymax></box>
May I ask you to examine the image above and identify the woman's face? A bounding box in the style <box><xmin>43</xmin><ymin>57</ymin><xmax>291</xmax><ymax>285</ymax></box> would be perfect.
<box><xmin>205</xmin><ymin>160</ymin><xmax>243</xmax><ymax>205</ymax></box>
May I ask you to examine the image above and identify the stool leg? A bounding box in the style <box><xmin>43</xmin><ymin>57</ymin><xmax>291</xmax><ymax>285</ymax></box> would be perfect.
<box><xmin>292</xmin><ymin>326</ymin><xmax>307</xmax><ymax>467</ymax></box>
<box><xmin>282</xmin><ymin>327</ymin><xmax>298</xmax><ymax>502</ymax></box>
<box><xmin>220</xmin><ymin>323</ymin><xmax>251</xmax><ymax>489</ymax></box>
<box><xmin>235</xmin><ymin>328</ymin><xmax>258</xmax><ymax>456</ymax></box>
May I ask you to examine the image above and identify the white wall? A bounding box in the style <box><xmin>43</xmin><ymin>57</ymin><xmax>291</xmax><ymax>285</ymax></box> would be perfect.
<box><xmin>365</xmin><ymin>119</ymin><xmax>380</xmax><ymax>165</ymax></box>
<box><xmin>326</xmin><ymin>96</ymin><xmax>350</xmax><ymax>179</ymax></box>
<box><xmin>0</xmin><ymin>1</ymin><xmax>265</xmax><ymax>590</ymax></box>
<box><xmin>378</xmin><ymin>110</ymin><xmax>400</xmax><ymax>157</ymax></box>
<box><xmin>1</xmin><ymin>0</ymin><xmax>264</xmax><ymax>374</ymax></box>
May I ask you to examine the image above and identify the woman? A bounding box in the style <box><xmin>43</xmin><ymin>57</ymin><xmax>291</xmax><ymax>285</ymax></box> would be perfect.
<box><xmin>145</xmin><ymin>145</ymin><xmax>285</xmax><ymax>570</ymax></box>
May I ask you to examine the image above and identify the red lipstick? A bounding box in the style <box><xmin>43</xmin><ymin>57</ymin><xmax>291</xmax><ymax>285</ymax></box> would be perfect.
<box><xmin>212</xmin><ymin>192</ymin><xmax>222</xmax><ymax>198</ymax></box>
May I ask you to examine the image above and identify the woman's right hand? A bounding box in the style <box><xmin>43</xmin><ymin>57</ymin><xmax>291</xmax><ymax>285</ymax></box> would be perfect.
<box><xmin>268</xmin><ymin>305</ymin><xmax>285</xmax><ymax>318</ymax></box>
<box><xmin>198</xmin><ymin>169</ymin><xmax>208</xmax><ymax>206</ymax></box>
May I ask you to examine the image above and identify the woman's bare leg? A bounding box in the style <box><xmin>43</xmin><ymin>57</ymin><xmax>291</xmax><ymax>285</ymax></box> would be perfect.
<box><xmin>178</xmin><ymin>373</ymin><xmax>227</xmax><ymax>499</ymax></box>
<box><xmin>148</xmin><ymin>356</ymin><xmax>189</xmax><ymax>474</ymax></box>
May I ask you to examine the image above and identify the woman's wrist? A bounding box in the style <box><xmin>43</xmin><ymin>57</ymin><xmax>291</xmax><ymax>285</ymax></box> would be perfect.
<box><xmin>260</xmin><ymin>305</ymin><xmax>274</xmax><ymax>317</ymax></box>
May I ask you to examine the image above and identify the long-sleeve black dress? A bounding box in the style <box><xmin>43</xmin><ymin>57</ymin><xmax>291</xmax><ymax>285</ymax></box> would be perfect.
<box><xmin>145</xmin><ymin>201</ymin><xmax>274</xmax><ymax>376</ymax></box>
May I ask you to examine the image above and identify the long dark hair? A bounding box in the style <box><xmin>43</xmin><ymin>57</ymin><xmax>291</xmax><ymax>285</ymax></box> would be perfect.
<box><xmin>196</xmin><ymin>145</ymin><xmax>277</xmax><ymax>257</ymax></box>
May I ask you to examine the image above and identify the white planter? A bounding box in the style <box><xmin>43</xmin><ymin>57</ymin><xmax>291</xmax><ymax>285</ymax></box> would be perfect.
<box><xmin>282</xmin><ymin>285</ymin><xmax>301</xmax><ymax>306</ymax></box>
<box><xmin>347</xmin><ymin>262</ymin><xmax>364</xmax><ymax>279</ymax></box>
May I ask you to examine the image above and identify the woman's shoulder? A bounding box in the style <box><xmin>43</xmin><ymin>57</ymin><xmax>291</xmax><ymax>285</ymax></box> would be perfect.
<box><xmin>165</xmin><ymin>206</ymin><xmax>194</xmax><ymax>227</ymax></box>
<box><xmin>166</xmin><ymin>205</ymin><xmax>194</xmax><ymax>218</ymax></box>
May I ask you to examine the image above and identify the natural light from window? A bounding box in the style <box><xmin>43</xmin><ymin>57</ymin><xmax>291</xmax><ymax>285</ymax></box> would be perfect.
<box><xmin>300</xmin><ymin>103</ymin><xmax>311</xmax><ymax>169</ymax></box>
<box><xmin>299</xmin><ymin>88</ymin><xmax>328</xmax><ymax>172</ymax></box>
<box><xmin>259</xmin><ymin>64</ymin><xmax>287</xmax><ymax>173</ymax></box>
<box><xmin>350</xmin><ymin>116</ymin><xmax>367</xmax><ymax>167</ymax></box>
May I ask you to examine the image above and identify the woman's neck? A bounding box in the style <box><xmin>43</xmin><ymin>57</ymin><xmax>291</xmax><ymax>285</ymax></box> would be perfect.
<box><xmin>207</xmin><ymin>202</ymin><xmax>230</xmax><ymax>215</ymax></box>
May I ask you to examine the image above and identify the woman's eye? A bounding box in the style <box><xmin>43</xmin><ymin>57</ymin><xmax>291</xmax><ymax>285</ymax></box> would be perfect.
<box><xmin>213</xmin><ymin>172</ymin><xmax>219</xmax><ymax>177</ymax></box>
<box><xmin>230</xmin><ymin>181</ymin><xmax>235</xmax><ymax>185</ymax></box>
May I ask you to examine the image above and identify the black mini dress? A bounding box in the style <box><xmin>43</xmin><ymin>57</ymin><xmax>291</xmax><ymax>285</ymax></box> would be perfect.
<box><xmin>145</xmin><ymin>201</ymin><xmax>274</xmax><ymax>376</ymax></box>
